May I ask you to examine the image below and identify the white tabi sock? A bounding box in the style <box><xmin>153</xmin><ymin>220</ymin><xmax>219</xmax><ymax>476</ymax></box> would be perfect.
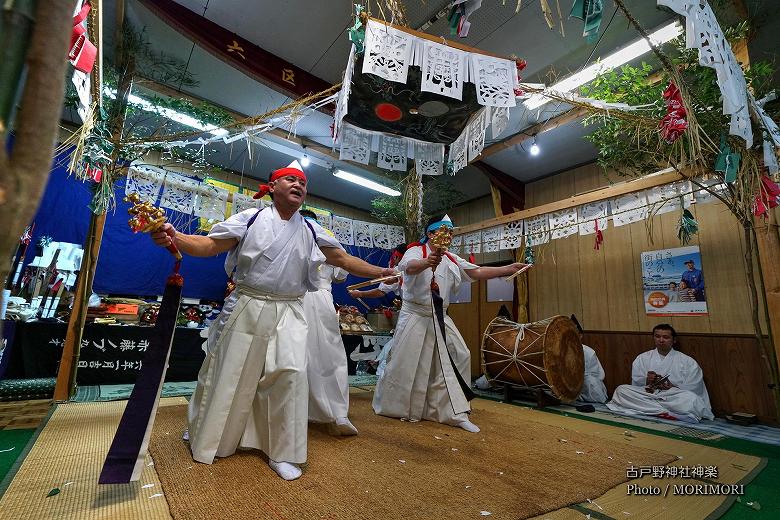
<box><xmin>333</xmin><ymin>417</ymin><xmax>359</xmax><ymax>436</ymax></box>
<box><xmin>268</xmin><ymin>460</ymin><xmax>302</xmax><ymax>481</ymax></box>
<box><xmin>456</xmin><ymin>420</ymin><xmax>480</xmax><ymax>433</ymax></box>
<box><xmin>182</xmin><ymin>429</ymin><xmax>189</xmax><ymax>441</ymax></box>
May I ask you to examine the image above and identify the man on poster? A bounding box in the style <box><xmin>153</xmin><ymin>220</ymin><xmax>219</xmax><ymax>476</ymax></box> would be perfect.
<box><xmin>680</xmin><ymin>259</ymin><xmax>705</xmax><ymax>301</ymax></box>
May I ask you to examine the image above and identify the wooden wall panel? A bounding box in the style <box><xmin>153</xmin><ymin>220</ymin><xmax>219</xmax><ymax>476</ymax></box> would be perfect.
<box><xmin>583</xmin><ymin>331</ymin><xmax>777</xmax><ymax>424</ymax></box>
<box><xmin>553</xmin><ymin>170</ymin><xmax>583</xmax><ymax>326</ymax></box>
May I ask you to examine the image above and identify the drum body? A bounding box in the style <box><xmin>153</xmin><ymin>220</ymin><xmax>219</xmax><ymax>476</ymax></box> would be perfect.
<box><xmin>481</xmin><ymin>315</ymin><xmax>584</xmax><ymax>401</ymax></box>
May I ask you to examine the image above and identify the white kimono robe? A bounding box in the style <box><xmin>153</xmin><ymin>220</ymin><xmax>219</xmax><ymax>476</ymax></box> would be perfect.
<box><xmin>187</xmin><ymin>206</ymin><xmax>342</xmax><ymax>465</ymax></box>
<box><xmin>607</xmin><ymin>348</ymin><xmax>714</xmax><ymax>423</ymax></box>
<box><xmin>305</xmin><ymin>264</ymin><xmax>350</xmax><ymax>423</ymax></box>
<box><xmin>373</xmin><ymin>244</ymin><xmax>477</xmax><ymax>426</ymax></box>
<box><xmin>578</xmin><ymin>344</ymin><xmax>608</xmax><ymax>403</ymax></box>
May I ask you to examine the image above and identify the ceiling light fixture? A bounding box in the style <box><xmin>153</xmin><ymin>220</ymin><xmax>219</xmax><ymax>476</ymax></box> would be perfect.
<box><xmin>300</xmin><ymin>146</ymin><xmax>311</xmax><ymax>167</ymax></box>
<box><xmin>529</xmin><ymin>137</ymin><xmax>540</xmax><ymax>156</ymax></box>
<box><xmin>523</xmin><ymin>21</ymin><xmax>683</xmax><ymax>111</ymax></box>
<box><xmin>333</xmin><ymin>170</ymin><xmax>401</xmax><ymax>196</ymax></box>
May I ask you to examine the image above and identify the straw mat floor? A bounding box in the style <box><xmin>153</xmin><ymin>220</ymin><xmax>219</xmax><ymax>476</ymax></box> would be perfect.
<box><xmin>0</xmin><ymin>398</ymin><xmax>186</xmax><ymax>520</ymax></box>
<box><xmin>151</xmin><ymin>392</ymin><xmax>675</xmax><ymax>520</ymax></box>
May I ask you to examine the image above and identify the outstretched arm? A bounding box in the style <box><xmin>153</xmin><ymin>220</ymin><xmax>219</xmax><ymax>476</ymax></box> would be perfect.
<box><xmin>151</xmin><ymin>223</ymin><xmax>237</xmax><ymax>257</ymax></box>
<box><xmin>466</xmin><ymin>262</ymin><xmax>531</xmax><ymax>280</ymax></box>
<box><xmin>349</xmin><ymin>288</ymin><xmax>387</xmax><ymax>299</ymax></box>
<box><xmin>321</xmin><ymin>246</ymin><xmax>395</xmax><ymax>279</ymax></box>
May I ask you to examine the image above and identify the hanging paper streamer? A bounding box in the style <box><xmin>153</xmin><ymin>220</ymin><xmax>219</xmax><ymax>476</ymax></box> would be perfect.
<box><xmin>645</xmin><ymin>181</ymin><xmax>689</xmax><ymax>215</ymax></box>
<box><xmin>420</xmin><ymin>40</ymin><xmax>467</xmax><ymax>101</ymax></box>
<box><xmin>413</xmin><ymin>140</ymin><xmax>445</xmax><ymax>176</ymax></box>
<box><xmin>449</xmin><ymin>234</ymin><xmax>463</xmax><ymax>255</ymax></box>
<box><xmin>160</xmin><ymin>172</ymin><xmax>199</xmax><ymax>214</ymax></box>
<box><xmin>659</xmin><ymin>82</ymin><xmax>688</xmax><ymax>144</ymax></box>
<box><xmin>753</xmin><ymin>175</ymin><xmax>780</xmax><ymax>218</ymax></box>
<box><xmin>714</xmin><ymin>135</ymin><xmax>741</xmax><ymax>183</ymax></box>
<box><xmin>369</xmin><ymin>224</ymin><xmax>390</xmax><ymax>250</ymax></box>
<box><xmin>339</xmin><ymin>122</ymin><xmax>373</xmax><ymax>165</ymax></box>
<box><xmin>463</xmin><ymin>231</ymin><xmax>482</xmax><ymax>254</ymax></box>
<box><xmin>386</xmin><ymin>225</ymin><xmax>406</xmax><ymax>248</ymax></box>
<box><xmin>467</xmin><ymin>108</ymin><xmax>489</xmax><ymax>161</ymax></box>
<box><xmin>347</xmin><ymin>4</ymin><xmax>367</xmax><ymax>54</ymax></box>
<box><xmin>524</xmin><ymin>244</ymin><xmax>535</xmax><ymax>264</ymax></box>
<box><xmin>677</xmin><ymin>207</ymin><xmax>699</xmax><ymax>244</ymax></box>
<box><xmin>377</xmin><ymin>135</ymin><xmax>408</xmax><ymax>171</ymax></box>
<box><xmin>448</xmin><ymin>126</ymin><xmax>469</xmax><ymax>174</ymax></box>
<box><xmin>231</xmin><ymin>193</ymin><xmax>259</xmax><ymax>215</ymax></box>
<box><xmin>69</xmin><ymin>1</ymin><xmax>98</xmax><ymax>73</ymax></box>
<box><xmin>194</xmin><ymin>184</ymin><xmax>228</xmax><ymax>221</ymax></box>
<box><xmin>570</xmin><ymin>0</ymin><xmax>604</xmax><ymax>42</ymax></box>
<box><xmin>332</xmin><ymin>216</ymin><xmax>355</xmax><ymax>245</ymax></box>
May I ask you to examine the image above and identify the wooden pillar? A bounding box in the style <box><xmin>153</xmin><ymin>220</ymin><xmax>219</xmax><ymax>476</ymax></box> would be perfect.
<box><xmin>474</xmin><ymin>161</ymin><xmax>528</xmax><ymax>323</ymax></box>
<box><xmin>53</xmin><ymin>212</ymin><xmax>106</xmax><ymax>400</ymax></box>
<box><xmin>754</xmin><ymin>210</ymin><xmax>780</xmax><ymax>382</ymax></box>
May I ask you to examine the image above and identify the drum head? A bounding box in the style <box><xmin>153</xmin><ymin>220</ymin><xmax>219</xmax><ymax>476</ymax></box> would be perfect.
<box><xmin>542</xmin><ymin>316</ymin><xmax>584</xmax><ymax>401</ymax></box>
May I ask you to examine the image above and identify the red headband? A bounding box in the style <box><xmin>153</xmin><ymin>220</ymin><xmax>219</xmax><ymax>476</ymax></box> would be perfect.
<box><xmin>253</xmin><ymin>167</ymin><xmax>307</xmax><ymax>199</ymax></box>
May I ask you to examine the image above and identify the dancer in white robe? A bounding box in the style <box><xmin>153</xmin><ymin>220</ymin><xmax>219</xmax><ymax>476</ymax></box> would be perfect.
<box><xmin>299</xmin><ymin>210</ymin><xmax>357</xmax><ymax>436</ymax></box>
<box><xmin>151</xmin><ymin>161</ymin><xmax>393</xmax><ymax>480</ymax></box>
<box><xmin>579</xmin><ymin>345</ymin><xmax>608</xmax><ymax>403</ymax></box>
<box><xmin>349</xmin><ymin>244</ymin><xmax>407</xmax><ymax>379</ymax></box>
<box><xmin>372</xmin><ymin>215</ymin><xmax>530</xmax><ymax>433</ymax></box>
<box><xmin>350</xmin><ymin>280</ymin><xmax>403</xmax><ymax>378</ymax></box>
<box><xmin>607</xmin><ymin>324</ymin><xmax>714</xmax><ymax>423</ymax></box>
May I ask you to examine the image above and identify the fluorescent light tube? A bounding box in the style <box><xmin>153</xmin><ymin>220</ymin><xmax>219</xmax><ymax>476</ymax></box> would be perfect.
<box><xmin>524</xmin><ymin>21</ymin><xmax>682</xmax><ymax>110</ymax></box>
<box><xmin>333</xmin><ymin>170</ymin><xmax>401</xmax><ymax>196</ymax></box>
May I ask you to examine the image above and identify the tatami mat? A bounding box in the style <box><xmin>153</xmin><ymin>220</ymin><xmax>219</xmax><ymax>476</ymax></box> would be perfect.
<box><xmin>0</xmin><ymin>399</ymin><xmax>185</xmax><ymax>520</ymax></box>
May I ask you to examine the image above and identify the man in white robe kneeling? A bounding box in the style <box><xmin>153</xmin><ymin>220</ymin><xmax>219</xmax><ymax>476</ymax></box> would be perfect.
<box><xmin>571</xmin><ymin>316</ymin><xmax>608</xmax><ymax>403</ymax></box>
<box><xmin>151</xmin><ymin>161</ymin><xmax>393</xmax><ymax>480</ymax></box>
<box><xmin>373</xmin><ymin>215</ymin><xmax>530</xmax><ymax>433</ymax></box>
<box><xmin>299</xmin><ymin>209</ymin><xmax>357</xmax><ymax>436</ymax></box>
<box><xmin>607</xmin><ymin>324</ymin><xmax>714</xmax><ymax>423</ymax></box>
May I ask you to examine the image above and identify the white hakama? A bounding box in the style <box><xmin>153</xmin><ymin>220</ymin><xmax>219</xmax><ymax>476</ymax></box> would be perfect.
<box><xmin>607</xmin><ymin>348</ymin><xmax>714</xmax><ymax>423</ymax></box>
<box><xmin>187</xmin><ymin>206</ymin><xmax>342</xmax><ymax>464</ymax></box>
<box><xmin>578</xmin><ymin>344</ymin><xmax>608</xmax><ymax>403</ymax></box>
<box><xmin>305</xmin><ymin>265</ymin><xmax>350</xmax><ymax>423</ymax></box>
<box><xmin>373</xmin><ymin>245</ymin><xmax>477</xmax><ymax>425</ymax></box>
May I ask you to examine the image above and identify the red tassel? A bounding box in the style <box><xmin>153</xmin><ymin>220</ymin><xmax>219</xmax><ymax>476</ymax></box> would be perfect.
<box><xmin>594</xmin><ymin>219</ymin><xmax>604</xmax><ymax>250</ymax></box>
<box><xmin>253</xmin><ymin>184</ymin><xmax>270</xmax><ymax>200</ymax></box>
<box><xmin>468</xmin><ymin>251</ymin><xmax>476</xmax><ymax>263</ymax></box>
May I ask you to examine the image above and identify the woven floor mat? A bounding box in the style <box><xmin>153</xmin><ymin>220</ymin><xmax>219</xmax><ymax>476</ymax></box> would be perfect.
<box><xmin>150</xmin><ymin>393</ymin><xmax>674</xmax><ymax>520</ymax></box>
<box><xmin>0</xmin><ymin>398</ymin><xmax>187</xmax><ymax>520</ymax></box>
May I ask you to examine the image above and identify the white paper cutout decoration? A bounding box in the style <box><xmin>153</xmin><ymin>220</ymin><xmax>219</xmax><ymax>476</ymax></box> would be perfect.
<box><xmin>362</xmin><ymin>20</ymin><xmax>414</xmax><ymax>84</ymax></box>
<box><xmin>339</xmin><ymin>122</ymin><xmax>372</xmax><ymax>165</ymax></box>
<box><xmin>611</xmin><ymin>192</ymin><xmax>649</xmax><ymax>227</ymax></box>
<box><xmin>354</xmin><ymin>220</ymin><xmax>374</xmax><ymax>247</ymax></box>
<box><xmin>377</xmin><ymin>135</ymin><xmax>408</xmax><ymax>171</ymax></box>
<box><xmin>548</xmin><ymin>207</ymin><xmax>578</xmax><ymax>239</ymax></box>
<box><xmin>500</xmin><ymin>219</ymin><xmax>524</xmax><ymax>250</ymax></box>
<box><xmin>126</xmin><ymin>165</ymin><xmax>164</xmax><ymax>204</ymax></box>
<box><xmin>420</xmin><ymin>40</ymin><xmax>467</xmax><ymax>101</ymax></box>
<box><xmin>525</xmin><ymin>215</ymin><xmax>550</xmax><ymax>246</ymax></box>
<box><xmin>369</xmin><ymin>223</ymin><xmax>391</xmax><ymax>250</ymax></box>
<box><xmin>470</xmin><ymin>54</ymin><xmax>517</xmax><ymax>108</ymax></box>
<box><xmin>413</xmin><ymin>140</ymin><xmax>445</xmax><ymax>176</ymax></box>
<box><xmin>332</xmin><ymin>216</ymin><xmax>355</xmax><ymax>245</ymax></box>
<box><xmin>578</xmin><ymin>201</ymin><xmax>609</xmax><ymax>235</ymax></box>
<box><xmin>481</xmin><ymin>225</ymin><xmax>502</xmax><ymax>253</ymax></box>
<box><xmin>160</xmin><ymin>172</ymin><xmax>199</xmax><ymax>214</ymax></box>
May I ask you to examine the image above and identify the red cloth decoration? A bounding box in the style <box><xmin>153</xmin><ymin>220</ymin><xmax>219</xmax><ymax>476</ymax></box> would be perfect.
<box><xmin>389</xmin><ymin>250</ymin><xmax>404</xmax><ymax>268</ymax></box>
<box><xmin>253</xmin><ymin>161</ymin><xmax>307</xmax><ymax>199</ymax></box>
<box><xmin>513</xmin><ymin>59</ymin><xmax>527</xmax><ymax>97</ymax></box>
<box><xmin>69</xmin><ymin>2</ymin><xmax>97</xmax><ymax>73</ymax></box>
<box><xmin>753</xmin><ymin>175</ymin><xmax>780</xmax><ymax>218</ymax></box>
<box><xmin>659</xmin><ymin>82</ymin><xmax>688</xmax><ymax>144</ymax></box>
<box><xmin>594</xmin><ymin>219</ymin><xmax>604</xmax><ymax>250</ymax></box>
<box><xmin>468</xmin><ymin>251</ymin><xmax>476</xmax><ymax>263</ymax></box>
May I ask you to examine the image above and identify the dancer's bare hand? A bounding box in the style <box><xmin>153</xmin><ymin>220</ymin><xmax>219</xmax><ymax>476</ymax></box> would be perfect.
<box><xmin>425</xmin><ymin>251</ymin><xmax>443</xmax><ymax>269</ymax></box>
<box><xmin>380</xmin><ymin>268</ymin><xmax>399</xmax><ymax>278</ymax></box>
<box><xmin>151</xmin><ymin>223</ymin><xmax>176</xmax><ymax>248</ymax></box>
<box><xmin>506</xmin><ymin>262</ymin><xmax>531</xmax><ymax>273</ymax></box>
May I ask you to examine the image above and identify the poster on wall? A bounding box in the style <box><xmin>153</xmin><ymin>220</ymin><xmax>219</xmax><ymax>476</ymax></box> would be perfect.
<box><xmin>641</xmin><ymin>245</ymin><xmax>708</xmax><ymax>316</ymax></box>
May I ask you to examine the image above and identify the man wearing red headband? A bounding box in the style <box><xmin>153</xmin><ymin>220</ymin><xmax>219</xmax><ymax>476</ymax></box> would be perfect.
<box><xmin>151</xmin><ymin>160</ymin><xmax>394</xmax><ymax>481</ymax></box>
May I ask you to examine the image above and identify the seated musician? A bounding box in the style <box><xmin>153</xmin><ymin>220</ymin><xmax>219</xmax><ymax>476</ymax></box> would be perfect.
<box><xmin>571</xmin><ymin>316</ymin><xmax>607</xmax><ymax>404</ymax></box>
<box><xmin>607</xmin><ymin>324</ymin><xmax>714</xmax><ymax>423</ymax></box>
